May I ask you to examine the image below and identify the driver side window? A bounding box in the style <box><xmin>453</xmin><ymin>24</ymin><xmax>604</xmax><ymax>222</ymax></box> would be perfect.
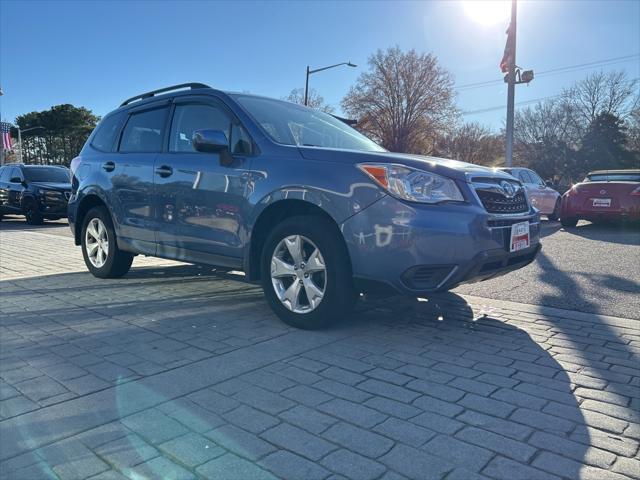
<box><xmin>170</xmin><ymin>104</ymin><xmax>231</xmax><ymax>153</ymax></box>
<box><xmin>528</xmin><ymin>170</ymin><xmax>545</xmax><ymax>186</ymax></box>
<box><xmin>518</xmin><ymin>170</ymin><xmax>533</xmax><ymax>184</ymax></box>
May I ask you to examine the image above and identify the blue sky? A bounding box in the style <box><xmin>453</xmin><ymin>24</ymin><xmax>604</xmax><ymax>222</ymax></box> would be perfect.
<box><xmin>1</xmin><ymin>0</ymin><xmax>638</xmax><ymax>131</ymax></box>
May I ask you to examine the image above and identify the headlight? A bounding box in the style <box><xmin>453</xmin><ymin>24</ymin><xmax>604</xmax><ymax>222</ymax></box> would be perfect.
<box><xmin>358</xmin><ymin>163</ymin><xmax>464</xmax><ymax>204</ymax></box>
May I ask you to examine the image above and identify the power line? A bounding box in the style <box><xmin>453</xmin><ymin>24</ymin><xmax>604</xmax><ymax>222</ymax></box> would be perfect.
<box><xmin>455</xmin><ymin>54</ymin><xmax>640</xmax><ymax>91</ymax></box>
<box><xmin>462</xmin><ymin>75</ymin><xmax>639</xmax><ymax>116</ymax></box>
<box><xmin>462</xmin><ymin>95</ymin><xmax>562</xmax><ymax>115</ymax></box>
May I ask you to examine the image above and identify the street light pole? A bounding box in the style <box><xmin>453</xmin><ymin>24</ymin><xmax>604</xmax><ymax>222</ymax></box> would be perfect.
<box><xmin>304</xmin><ymin>61</ymin><xmax>357</xmax><ymax>106</ymax></box>
<box><xmin>505</xmin><ymin>0</ymin><xmax>517</xmax><ymax>167</ymax></box>
<box><xmin>304</xmin><ymin>66</ymin><xmax>310</xmax><ymax>106</ymax></box>
<box><xmin>18</xmin><ymin>126</ymin><xmax>45</xmax><ymax>164</ymax></box>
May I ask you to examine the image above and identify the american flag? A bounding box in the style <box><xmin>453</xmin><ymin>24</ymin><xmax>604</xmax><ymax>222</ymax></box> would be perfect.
<box><xmin>1</xmin><ymin>122</ymin><xmax>13</xmax><ymax>151</ymax></box>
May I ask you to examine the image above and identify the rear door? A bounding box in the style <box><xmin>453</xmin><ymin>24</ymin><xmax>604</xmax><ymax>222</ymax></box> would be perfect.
<box><xmin>114</xmin><ymin>103</ymin><xmax>170</xmax><ymax>250</ymax></box>
<box><xmin>153</xmin><ymin>97</ymin><xmax>254</xmax><ymax>263</ymax></box>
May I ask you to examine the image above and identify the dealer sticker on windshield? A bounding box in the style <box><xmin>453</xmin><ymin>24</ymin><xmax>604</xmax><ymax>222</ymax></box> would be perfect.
<box><xmin>510</xmin><ymin>221</ymin><xmax>530</xmax><ymax>253</ymax></box>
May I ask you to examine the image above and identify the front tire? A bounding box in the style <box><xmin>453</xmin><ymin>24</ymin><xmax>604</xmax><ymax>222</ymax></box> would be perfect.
<box><xmin>23</xmin><ymin>198</ymin><xmax>43</xmax><ymax>225</ymax></box>
<box><xmin>81</xmin><ymin>206</ymin><xmax>133</xmax><ymax>278</ymax></box>
<box><xmin>260</xmin><ymin>216</ymin><xmax>356</xmax><ymax>329</ymax></box>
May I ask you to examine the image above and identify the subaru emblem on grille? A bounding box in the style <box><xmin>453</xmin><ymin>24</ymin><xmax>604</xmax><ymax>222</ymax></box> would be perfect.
<box><xmin>499</xmin><ymin>180</ymin><xmax>517</xmax><ymax>198</ymax></box>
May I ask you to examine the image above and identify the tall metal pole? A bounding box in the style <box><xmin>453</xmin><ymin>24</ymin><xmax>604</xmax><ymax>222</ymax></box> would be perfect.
<box><xmin>505</xmin><ymin>0</ymin><xmax>517</xmax><ymax>167</ymax></box>
<box><xmin>304</xmin><ymin>66</ymin><xmax>310</xmax><ymax>106</ymax></box>
<box><xmin>0</xmin><ymin>87</ymin><xmax>4</xmax><ymax>166</ymax></box>
<box><xmin>18</xmin><ymin>128</ymin><xmax>23</xmax><ymax>163</ymax></box>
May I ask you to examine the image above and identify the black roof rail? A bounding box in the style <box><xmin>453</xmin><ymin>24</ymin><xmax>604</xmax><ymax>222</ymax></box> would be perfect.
<box><xmin>120</xmin><ymin>83</ymin><xmax>212</xmax><ymax>107</ymax></box>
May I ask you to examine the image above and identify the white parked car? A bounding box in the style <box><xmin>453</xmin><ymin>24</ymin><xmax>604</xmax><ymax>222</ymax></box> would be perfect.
<box><xmin>499</xmin><ymin>167</ymin><xmax>561</xmax><ymax>220</ymax></box>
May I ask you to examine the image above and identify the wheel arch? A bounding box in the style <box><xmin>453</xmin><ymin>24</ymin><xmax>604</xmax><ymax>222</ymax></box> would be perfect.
<box><xmin>73</xmin><ymin>194</ymin><xmax>110</xmax><ymax>246</ymax></box>
<box><xmin>245</xmin><ymin>199</ymin><xmax>352</xmax><ymax>282</ymax></box>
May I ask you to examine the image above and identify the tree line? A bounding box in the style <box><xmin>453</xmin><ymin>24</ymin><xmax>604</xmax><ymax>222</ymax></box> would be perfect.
<box><xmin>6</xmin><ymin>46</ymin><xmax>639</xmax><ymax>181</ymax></box>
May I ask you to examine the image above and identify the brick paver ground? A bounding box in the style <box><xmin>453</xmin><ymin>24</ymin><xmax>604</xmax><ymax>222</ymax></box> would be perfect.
<box><xmin>1</xmin><ymin>228</ymin><xmax>639</xmax><ymax>480</ymax></box>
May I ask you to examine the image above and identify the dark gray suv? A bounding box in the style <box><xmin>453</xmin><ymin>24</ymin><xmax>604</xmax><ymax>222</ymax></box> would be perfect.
<box><xmin>68</xmin><ymin>83</ymin><xmax>540</xmax><ymax>329</ymax></box>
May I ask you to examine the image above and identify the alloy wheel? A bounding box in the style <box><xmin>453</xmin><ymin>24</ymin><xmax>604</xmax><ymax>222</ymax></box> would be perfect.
<box><xmin>85</xmin><ymin>218</ymin><xmax>109</xmax><ymax>268</ymax></box>
<box><xmin>270</xmin><ymin>235</ymin><xmax>326</xmax><ymax>314</ymax></box>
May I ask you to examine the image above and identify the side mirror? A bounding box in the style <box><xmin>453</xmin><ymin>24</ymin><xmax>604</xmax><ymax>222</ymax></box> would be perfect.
<box><xmin>192</xmin><ymin>129</ymin><xmax>233</xmax><ymax>166</ymax></box>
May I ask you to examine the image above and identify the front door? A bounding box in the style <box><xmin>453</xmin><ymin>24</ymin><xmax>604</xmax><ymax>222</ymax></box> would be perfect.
<box><xmin>526</xmin><ymin>169</ymin><xmax>554</xmax><ymax>213</ymax></box>
<box><xmin>7</xmin><ymin>167</ymin><xmax>25</xmax><ymax>211</ymax></box>
<box><xmin>154</xmin><ymin>98</ymin><xmax>254</xmax><ymax>264</ymax></box>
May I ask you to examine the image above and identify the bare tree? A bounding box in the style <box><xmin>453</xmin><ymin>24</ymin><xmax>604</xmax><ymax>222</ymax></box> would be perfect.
<box><xmin>435</xmin><ymin>122</ymin><xmax>502</xmax><ymax>166</ymax></box>
<box><xmin>626</xmin><ymin>106</ymin><xmax>640</xmax><ymax>153</ymax></box>
<box><xmin>512</xmin><ymin>99</ymin><xmax>578</xmax><ymax>180</ymax></box>
<box><xmin>283</xmin><ymin>88</ymin><xmax>335</xmax><ymax>113</ymax></box>
<box><xmin>562</xmin><ymin>70</ymin><xmax>638</xmax><ymax>132</ymax></box>
<box><xmin>341</xmin><ymin>47</ymin><xmax>458</xmax><ymax>154</ymax></box>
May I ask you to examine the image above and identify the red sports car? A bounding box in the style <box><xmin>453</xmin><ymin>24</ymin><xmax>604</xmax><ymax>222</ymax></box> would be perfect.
<box><xmin>560</xmin><ymin>169</ymin><xmax>640</xmax><ymax>227</ymax></box>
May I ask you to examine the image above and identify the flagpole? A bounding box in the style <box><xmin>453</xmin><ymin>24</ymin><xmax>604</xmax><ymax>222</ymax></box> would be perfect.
<box><xmin>505</xmin><ymin>0</ymin><xmax>517</xmax><ymax>168</ymax></box>
<box><xmin>0</xmin><ymin>87</ymin><xmax>4</xmax><ymax>166</ymax></box>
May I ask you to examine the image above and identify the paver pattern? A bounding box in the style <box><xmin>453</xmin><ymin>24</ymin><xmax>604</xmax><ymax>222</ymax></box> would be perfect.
<box><xmin>1</xmin><ymin>227</ymin><xmax>639</xmax><ymax>480</ymax></box>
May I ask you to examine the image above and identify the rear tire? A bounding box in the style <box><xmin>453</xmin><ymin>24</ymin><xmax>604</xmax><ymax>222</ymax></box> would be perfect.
<box><xmin>260</xmin><ymin>215</ymin><xmax>356</xmax><ymax>329</ymax></box>
<box><xmin>560</xmin><ymin>216</ymin><xmax>578</xmax><ymax>228</ymax></box>
<box><xmin>23</xmin><ymin>198</ymin><xmax>43</xmax><ymax>225</ymax></box>
<box><xmin>81</xmin><ymin>206</ymin><xmax>133</xmax><ymax>278</ymax></box>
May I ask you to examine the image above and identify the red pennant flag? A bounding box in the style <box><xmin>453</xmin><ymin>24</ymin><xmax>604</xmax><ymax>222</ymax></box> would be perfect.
<box><xmin>500</xmin><ymin>23</ymin><xmax>515</xmax><ymax>73</ymax></box>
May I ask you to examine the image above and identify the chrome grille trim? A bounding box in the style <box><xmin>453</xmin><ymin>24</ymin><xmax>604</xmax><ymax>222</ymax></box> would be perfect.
<box><xmin>471</xmin><ymin>178</ymin><xmax>530</xmax><ymax>215</ymax></box>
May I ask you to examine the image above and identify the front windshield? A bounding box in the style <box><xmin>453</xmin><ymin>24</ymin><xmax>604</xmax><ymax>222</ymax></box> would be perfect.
<box><xmin>23</xmin><ymin>167</ymin><xmax>70</xmax><ymax>183</ymax></box>
<box><xmin>234</xmin><ymin>95</ymin><xmax>385</xmax><ymax>152</ymax></box>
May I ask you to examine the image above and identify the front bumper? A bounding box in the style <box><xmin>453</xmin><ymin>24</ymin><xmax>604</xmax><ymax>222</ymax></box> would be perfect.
<box><xmin>37</xmin><ymin>195</ymin><xmax>69</xmax><ymax>217</ymax></box>
<box><xmin>342</xmin><ymin>195</ymin><xmax>541</xmax><ymax>296</ymax></box>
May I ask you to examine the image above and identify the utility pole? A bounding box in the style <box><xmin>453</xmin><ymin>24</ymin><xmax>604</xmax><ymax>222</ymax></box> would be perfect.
<box><xmin>0</xmin><ymin>86</ymin><xmax>4</xmax><ymax>166</ymax></box>
<box><xmin>505</xmin><ymin>0</ymin><xmax>517</xmax><ymax>168</ymax></box>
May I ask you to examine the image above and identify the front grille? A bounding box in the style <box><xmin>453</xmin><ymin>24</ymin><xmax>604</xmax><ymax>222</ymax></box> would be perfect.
<box><xmin>476</xmin><ymin>190</ymin><xmax>528</xmax><ymax>214</ymax></box>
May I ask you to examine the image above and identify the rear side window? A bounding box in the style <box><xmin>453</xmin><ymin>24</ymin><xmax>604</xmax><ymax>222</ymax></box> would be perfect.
<box><xmin>91</xmin><ymin>113</ymin><xmax>125</xmax><ymax>152</ymax></box>
<box><xmin>120</xmin><ymin>107</ymin><xmax>168</xmax><ymax>153</ymax></box>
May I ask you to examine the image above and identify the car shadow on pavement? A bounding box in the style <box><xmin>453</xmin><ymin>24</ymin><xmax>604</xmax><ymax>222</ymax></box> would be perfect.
<box><xmin>535</xmin><ymin>249</ymin><xmax>639</xmax><ymax>470</ymax></box>
<box><xmin>0</xmin><ymin>218</ymin><xmax>69</xmax><ymax>231</ymax></box>
<box><xmin>562</xmin><ymin>221</ymin><xmax>640</xmax><ymax>246</ymax></box>
<box><xmin>0</xmin><ymin>267</ymin><xmax>605</xmax><ymax>479</ymax></box>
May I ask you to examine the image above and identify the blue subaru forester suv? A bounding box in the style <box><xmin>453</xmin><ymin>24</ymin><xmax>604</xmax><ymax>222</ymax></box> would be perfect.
<box><xmin>68</xmin><ymin>83</ymin><xmax>541</xmax><ymax>329</ymax></box>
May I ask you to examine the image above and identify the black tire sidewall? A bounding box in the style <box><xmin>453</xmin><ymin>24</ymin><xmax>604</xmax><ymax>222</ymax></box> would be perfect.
<box><xmin>81</xmin><ymin>206</ymin><xmax>121</xmax><ymax>278</ymax></box>
<box><xmin>260</xmin><ymin>216</ymin><xmax>354</xmax><ymax>329</ymax></box>
<box><xmin>23</xmin><ymin>198</ymin><xmax>43</xmax><ymax>225</ymax></box>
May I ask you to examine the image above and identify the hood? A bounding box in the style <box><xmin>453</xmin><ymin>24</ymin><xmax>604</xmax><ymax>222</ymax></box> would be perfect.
<box><xmin>30</xmin><ymin>182</ymin><xmax>72</xmax><ymax>191</ymax></box>
<box><xmin>298</xmin><ymin>147</ymin><xmax>513</xmax><ymax>182</ymax></box>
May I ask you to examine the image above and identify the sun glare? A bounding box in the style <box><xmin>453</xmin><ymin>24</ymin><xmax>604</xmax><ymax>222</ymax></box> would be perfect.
<box><xmin>463</xmin><ymin>0</ymin><xmax>510</xmax><ymax>26</ymax></box>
